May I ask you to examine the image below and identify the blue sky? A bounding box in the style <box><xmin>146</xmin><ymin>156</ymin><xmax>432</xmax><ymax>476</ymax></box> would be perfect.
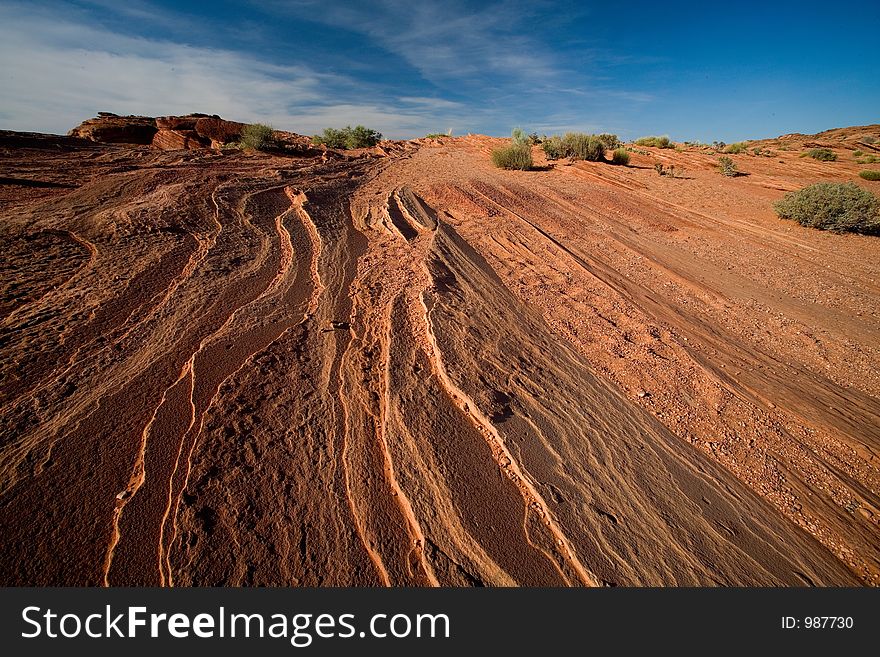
<box><xmin>1</xmin><ymin>0</ymin><xmax>878</xmax><ymax>141</ymax></box>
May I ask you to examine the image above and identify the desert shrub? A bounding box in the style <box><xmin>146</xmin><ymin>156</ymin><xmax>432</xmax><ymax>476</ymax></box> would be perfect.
<box><xmin>347</xmin><ymin>125</ymin><xmax>383</xmax><ymax>148</ymax></box>
<box><xmin>853</xmin><ymin>150</ymin><xmax>864</xmax><ymax>157</ymax></box>
<box><xmin>859</xmin><ymin>170</ymin><xmax>880</xmax><ymax>181</ymax></box>
<box><xmin>238</xmin><ymin>123</ymin><xmax>274</xmax><ymax>150</ymax></box>
<box><xmin>491</xmin><ymin>143</ymin><xmax>533</xmax><ymax>170</ymax></box>
<box><xmin>654</xmin><ymin>163</ymin><xmax>676</xmax><ymax>177</ymax></box>
<box><xmin>611</xmin><ymin>148</ymin><xmax>630</xmax><ymax>165</ymax></box>
<box><xmin>718</xmin><ymin>156</ymin><xmax>739</xmax><ymax>176</ymax></box>
<box><xmin>803</xmin><ymin>148</ymin><xmax>837</xmax><ymax>161</ymax></box>
<box><xmin>863</xmin><ymin>136</ymin><xmax>876</xmax><ymax>144</ymax></box>
<box><xmin>511</xmin><ymin>127</ymin><xmax>529</xmax><ymax>146</ymax></box>
<box><xmin>527</xmin><ymin>132</ymin><xmax>541</xmax><ymax>145</ymax></box>
<box><xmin>313</xmin><ymin>127</ymin><xmax>347</xmax><ymax>148</ymax></box>
<box><xmin>540</xmin><ymin>132</ymin><xmax>605</xmax><ymax>161</ymax></box>
<box><xmin>635</xmin><ymin>135</ymin><xmax>673</xmax><ymax>148</ymax></box>
<box><xmin>313</xmin><ymin>125</ymin><xmax>382</xmax><ymax>149</ymax></box>
<box><xmin>857</xmin><ymin>155</ymin><xmax>879</xmax><ymax>164</ymax></box>
<box><xmin>562</xmin><ymin>133</ymin><xmax>605</xmax><ymax>161</ymax></box>
<box><xmin>425</xmin><ymin>132</ymin><xmax>450</xmax><ymax>139</ymax></box>
<box><xmin>723</xmin><ymin>142</ymin><xmax>748</xmax><ymax>154</ymax></box>
<box><xmin>774</xmin><ymin>182</ymin><xmax>880</xmax><ymax>234</ymax></box>
<box><xmin>595</xmin><ymin>133</ymin><xmax>622</xmax><ymax>150</ymax></box>
<box><xmin>542</xmin><ymin>136</ymin><xmax>565</xmax><ymax>160</ymax></box>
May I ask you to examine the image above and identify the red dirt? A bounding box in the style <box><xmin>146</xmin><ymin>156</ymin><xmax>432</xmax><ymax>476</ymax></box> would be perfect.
<box><xmin>0</xmin><ymin>123</ymin><xmax>877</xmax><ymax>586</ymax></box>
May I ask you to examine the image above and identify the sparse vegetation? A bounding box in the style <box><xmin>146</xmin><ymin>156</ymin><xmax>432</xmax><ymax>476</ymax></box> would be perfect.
<box><xmin>611</xmin><ymin>148</ymin><xmax>630</xmax><ymax>165</ymax></box>
<box><xmin>511</xmin><ymin>127</ymin><xmax>529</xmax><ymax>146</ymax></box>
<box><xmin>313</xmin><ymin>125</ymin><xmax>383</xmax><ymax>149</ymax></box>
<box><xmin>561</xmin><ymin>133</ymin><xmax>605</xmax><ymax>161</ymax></box>
<box><xmin>527</xmin><ymin>132</ymin><xmax>541</xmax><ymax>145</ymax></box>
<box><xmin>491</xmin><ymin>143</ymin><xmax>533</xmax><ymax>170</ymax></box>
<box><xmin>856</xmin><ymin>155</ymin><xmax>879</xmax><ymax>164</ymax></box>
<box><xmin>540</xmin><ymin>132</ymin><xmax>609</xmax><ymax>161</ymax></box>
<box><xmin>718</xmin><ymin>156</ymin><xmax>739</xmax><ymax>177</ymax></box>
<box><xmin>859</xmin><ymin>170</ymin><xmax>880</xmax><ymax>181</ymax></box>
<box><xmin>238</xmin><ymin>123</ymin><xmax>274</xmax><ymax>150</ymax></box>
<box><xmin>802</xmin><ymin>148</ymin><xmax>837</xmax><ymax>161</ymax></box>
<box><xmin>654</xmin><ymin>163</ymin><xmax>676</xmax><ymax>177</ymax></box>
<box><xmin>853</xmin><ymin>150</ymin><xmax>864</xmax><ymax>157</ymax></box>
<box><xmin>723</xmin><ymin>142</ymin><xmax>749</xmax><ymax>154</ymax></box>
<box><xmin>595</xmin><ymin>133</ymin><xmax>622</xmax><ymax>150</ymax></box>
<box><xmin>863</xmin><ymin>136</ymin><xmax>876</xmax><ymax>144</ymax></box>
<box><xmin>774</xmin><ymin>182</ymin><xmax>880</xmax><ymax>234</ymax></box>
<box><xmin>541</xmin><ymin>136</ymin><xmax>565</xmax><ymax>160</ymax></box>
<box><xmin>425</xmin><ymin>132</ymin><xmax>451</xmax><ymax>139</ymax></box>
<box><xmin>635</xmin><ymin>135</ymin><xmax>673</xmax><ymax>148</ymax></box>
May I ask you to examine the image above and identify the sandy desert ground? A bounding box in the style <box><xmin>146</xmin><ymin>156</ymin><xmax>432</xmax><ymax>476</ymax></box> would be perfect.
<box><xmin>0</xmin><ymin>119</ymin><xmax>878</xmax><ymax>586</ymax></box>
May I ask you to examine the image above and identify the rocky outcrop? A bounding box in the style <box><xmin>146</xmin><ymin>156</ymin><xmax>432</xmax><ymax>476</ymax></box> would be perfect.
<box><xmin>68</xmin><ymin>113</ymin><xmax>157</xmax><ymax>145</ymax></box>
<box><xmin>67</xmin><ymin>113</ymin><xmax>322</xmax><ymax>153</ymax></box>
<box><xmin>193</xmin><ymin>117</ymin><xmax>245</xmax><ymax>145</ymax></box>
<box><xmin>68</xmin><ymin>113</ymin><xmax>248</xmax><ymax>151</ymax></box>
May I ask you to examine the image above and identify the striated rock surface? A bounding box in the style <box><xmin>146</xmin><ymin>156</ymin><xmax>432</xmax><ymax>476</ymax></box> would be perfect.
<box><xmin>0</xmin><ymin>125</ymin><xmax>878</xmax><ymax>586</ymax></box>
<box><xmin>151</xmin><ymin>129</ymin><xmax>209</xmax><ymax>150</ymax></box>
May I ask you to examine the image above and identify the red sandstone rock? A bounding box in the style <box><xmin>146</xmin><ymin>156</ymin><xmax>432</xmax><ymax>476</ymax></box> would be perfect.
<box><xmin>151</xmin><ymin>129</ymin><xmax>210</xmax><ymax>150</ymax></box>
<box><xmin>194</xmin><ymin>118</ymin><xmax>245</xmax><ymax>144</ymax></box>
<box><xmin>68</xmin><ymin>114</ymin><xmax>157</xmax><ymax>145</ymax></box>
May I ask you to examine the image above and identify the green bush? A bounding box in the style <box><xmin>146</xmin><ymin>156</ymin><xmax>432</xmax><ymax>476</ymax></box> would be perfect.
<box><xmin>313</xmin><ymin>125</ymin><xmax>382</xmax><ymax>149</ymax></box>
<box><xmin>527</xmin><ymin>133</ymin><xmax>541</xmax><ymax>145</ymax></box>
<box><xmin>611</xmin><ymin>148</ymin><xmax>630</xmax><ymax>165</ymax></box>
<box><xmin>425</xmin><ymin>132</ymin><xmax>449</xmax><ymax>139</ymax></box>
<box><xmin>634</xmin><ymin>135</ymin><xmax>673</xmax><ymax>148</ymax></box>
<box><xmin>774</xmin><ymin>182</ymin><xmax>880</xmax><ymax>234</ymax></box>
<box><xmin>561</xmin><ymin>132</ymin><xmax>605</xmax><ymax>161</ymax></box>
<box><xmin>491</xmin><ymin>143</ymin><xmax>533</xmax><ymax>170</ymax></box>
<box><xmin>723</xmin><ymin>142</ymin><xmax>749</xmax><ymax>154</ymax></box>
<box><xmin>853</xmin><ymin>150</ymin><xmax>864</xmax><ymax>157</ymax></box>
<box><xmin>718</xmin><ymin>156</ymin><xmax>739</xmax><ymax>176</ymax></box>
<box><xmin>859</xmin><ymin>170</ymin><xmax>880</xmax><ymax>181</ymax></box>
<box><xmin>511</xmin><ymin>127</ymin><xmax>529</xmax><ymax>146</ymax></box>
<box><xmin>863</xmin><ymin>136</ymin><xmax>876</xmax><ymax>144</ymax></box>
<box><xmin>595</xmin><ymin>133</ymin><xmax>622</xmax><ymax>150</ymax></box>
<box><xmin>541</xmin><ymin>136</ymin><xmax>565</xmax><ymax>160</ymax></box>
<box><xmin>856</xmin><ymin>155</ymin><xmax>879</xmax><ymax>164</ymax></box>
<box><xmin>238</xmin><ymin>123</ymin><xmax>274</xmax><ymax>150</ymax></box>
<box><xmin>540</xmin><ymin>132</ymin><xmax>605</xmax><ymax>161</ymax></box>
<box><xmin>803</xmin><ymin>148</ymin><xmax>837</xmax><ymax>161</ymax></box>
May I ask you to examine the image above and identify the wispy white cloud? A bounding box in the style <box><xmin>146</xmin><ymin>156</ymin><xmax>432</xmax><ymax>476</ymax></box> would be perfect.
<box><xmin>266</xmin><ymin>0</ymin><xmax>561</xmax><ymax>88</ymax></box>
<box><xmin>0</xmin><ymin>0</ymin><xmax>655</xmax><ymax>138</ymax></box>
<box><xmin>398</xmin><ymin>97</ymin><xmax>466</xmax><ymax>110</ymax></box>
<box><xmin>0</xmin><ymin>2</ymin><xmax>478</xmax><ymax>136</ymax></box>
